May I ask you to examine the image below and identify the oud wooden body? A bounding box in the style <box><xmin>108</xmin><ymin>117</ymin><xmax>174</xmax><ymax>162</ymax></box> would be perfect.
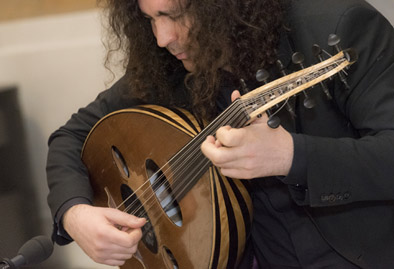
<box><xmin>81</xmin><ymin>105</ymin><xmax>253</xmax><ymax>269</ymax></box>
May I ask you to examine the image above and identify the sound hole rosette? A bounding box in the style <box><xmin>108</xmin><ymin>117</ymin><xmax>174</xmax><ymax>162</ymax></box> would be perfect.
<box><xmin>120</xmin><ymin>184</ymin><xmax>158</xmax><ymax>254</ymax></box>
<box><xmin>162</xmin><ymin>245</ymin><xmax>179</xmax><ymax>269</ymax></box>
<box><xmin>111</xmin><ymin>145</ymin><xmax>130</xmax><ymax>178</ymax></box>
<box><xmin>145</xmin><ymin>159</ymin><xmax>183</xmax><ymax>227</ymax></box>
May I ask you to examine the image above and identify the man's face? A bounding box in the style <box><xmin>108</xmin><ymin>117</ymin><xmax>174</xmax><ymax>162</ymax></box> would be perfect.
<box><xmin>138</xmin><ymin>0</ymin><xmax>195</xmax><ymax>72</ymax></box>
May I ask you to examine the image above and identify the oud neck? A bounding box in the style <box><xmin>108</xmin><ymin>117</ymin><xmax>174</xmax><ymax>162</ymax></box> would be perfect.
<box><xmin>169</xmin><ymin>49</ymin><xmax>356</xmax><ymax>200</ymax></box>
<box><xmin>167</xmin><ymin>101</ymin><xmax>249</xmax><ymax>201</ymax></box>
<box><xmin>202</xmin><ymin>49</ymin><xmax>355</xmax><ymax>134</ymax></box>
<box><xmin>201</xmin><ymin>100</ymin><xmax>250</xmax><ymax>137</ymax></box>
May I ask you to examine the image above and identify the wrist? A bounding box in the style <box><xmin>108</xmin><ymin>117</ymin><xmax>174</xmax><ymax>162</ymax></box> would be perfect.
<box><xmin>63</xmin><ymin>204</ymin><xmax>91</xmax><ymax>233</ymax></box>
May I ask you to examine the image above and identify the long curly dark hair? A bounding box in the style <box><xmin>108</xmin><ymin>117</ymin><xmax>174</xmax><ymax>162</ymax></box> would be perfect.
<box><xmin>101</xmin><ymin>0</ymin><xmax>284</xmax><ymax>120</ymax></box>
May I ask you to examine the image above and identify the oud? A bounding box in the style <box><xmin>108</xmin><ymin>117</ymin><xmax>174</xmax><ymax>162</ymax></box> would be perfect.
<box><xmin>81</xmin><ymin>46</ymin><xmax>357</xmax><ymax>268</ymax></box>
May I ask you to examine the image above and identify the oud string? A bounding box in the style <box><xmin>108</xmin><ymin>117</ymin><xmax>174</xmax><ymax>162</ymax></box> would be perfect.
<box><xmin>118</xmin><ymin>57</ymin><xmax>346</xmax><ymax>221</ymax></box>
<box><xmin>120</xmin><ymin>100</ymin><xmax>245</xmax><ymax>220</ymax></box>
<box><xmin>118</xmin><ymin>96</ymin><xmax>246</xmax><ymax>215</ymax></box>
<box><xmin>114</xmin><ymin>56</ymin><xmax>348</xmax><ymax>233</ymax></box>
<box><xmin>119</xmin><ymin>56</ymin><xmax>346</xmax><ymax>222</ymax></box>
<box><xmin>121</xmin><ymin>88</ymin><xmax>272</xmax><ymax>228</ymax></box>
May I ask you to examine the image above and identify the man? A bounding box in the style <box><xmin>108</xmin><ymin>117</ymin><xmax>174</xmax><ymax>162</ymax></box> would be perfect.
<box><xmin>46</xmin><ymin>0</ymin><xmax>394</xmax><ymax>268</ymax></box>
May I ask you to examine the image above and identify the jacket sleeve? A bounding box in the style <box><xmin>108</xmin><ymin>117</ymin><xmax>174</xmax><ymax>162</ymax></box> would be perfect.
<box><xmin>46</xmin><ymin>78</ymin><xmax>141</xmax><ymax>243</ymax></box>
<box><xmin>284</xmin><ymin>1</ymin><xmax>394</xmax><ymax>207</ymax></box>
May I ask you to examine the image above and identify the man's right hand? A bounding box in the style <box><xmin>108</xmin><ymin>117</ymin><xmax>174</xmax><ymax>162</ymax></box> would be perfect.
<box><xmin>63</xmin><ymin>204</ymin><xmax>146</xmax><ymax>266</ymax></box>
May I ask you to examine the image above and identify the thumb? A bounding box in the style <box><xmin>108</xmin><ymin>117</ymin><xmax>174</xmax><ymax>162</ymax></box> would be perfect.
<box><xmin>231</xmin><ymin>90</ymin><xmax>241</xmax><ymax>102</ymax></box>
<box><xmin>104</xmin><ymin>208</ymin><xmax>146</xmax><ymax>229</ymax></box>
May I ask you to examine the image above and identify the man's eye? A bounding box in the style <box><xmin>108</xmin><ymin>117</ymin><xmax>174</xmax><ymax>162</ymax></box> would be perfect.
<box><xmin>143</xmin><ymin>15</ymin><xmax>153</xmax><ymax>22</ymax></box>
<box><xmin>169</xmin><ymin>13</ymin><xmax>183</xmax><ymax>21</ymax></box>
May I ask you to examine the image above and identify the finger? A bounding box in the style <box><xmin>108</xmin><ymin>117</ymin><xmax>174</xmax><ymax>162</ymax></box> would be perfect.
<box><xmin>219</xmin><ymin>167</ymin><xmax>254</xmax><ymax>179</ymax></box>
<box><xmin>105</xmin><ymin>208</ymin><xmax>146</xmax><ymax>229</ymax></box>
<box><xmin>204</xmin><ymin>135</ymin><xmax>216</xmax><ymax>145</ymax></box>
<box><xmin>215</xmin><ymin>139</ymin><xmax>222</xmax><ymax>147</ymax></box>
<box><xmin>92</xmin><ymin>243</ymin><xmax>134</xmax><ymax>259</ymax></box>
<box><xmin>102</xmin><ymin>258</ymin><xmax>128</xmax><ymax>267</ymax></box>
<box><xmin>102</xmin><ymin>209</ymin><xmax>145</xmax><ymax>247</ymax></box>
<box><xmin>231</xmin><ymin>90</ymin><xmax>241</xmax><ymax>102</ymax></box>
<box><xmin>202</xmin><ymin>136</ymin><xmax>216</xmax><ymax>158</ymax></box>
<box><xmin>211</xmin><ymin>148</ymin><xmax>251</xmax><ymax>171</ymax></box>
<box><xmin>206</xmin><ymin>134</ymin><xmax>223</xmax><ymax>147</ymax></box>
<box><xmin>84</xmin><ymin>240</ymin><xmax>133</xmax><ymax>266</ymax></box>
<box><xmin>214</xmin><ymin>152</ymin><xmax>261</xmax><ymax>179</ymax></box>
<box><xmin>106</xmin><ymin>250</ymin><xmax>134</xmax><ymax>260</ymax></box>
<box><xmin>103</xmin><ymin>226</ymin><xmax>142</xmax><ymax>249</ymax></box>
<box><xmin>216</xmin><ymin>126</ymin><xmax>244</xmax><ymax>148</ymax></box>
<box><xmin>201</xmin><ymin>138</ymin><xmax>237</xmax><ymax>166</ymax></box>
<box><xmin>124</xmin><ymin>227</ymin><xmax>143</xmax><ymax>248</ymax></box>
<box><xmin>201</xmin><ymin>136</ymin><xmax>218</xmax><ymax>159</ymax></box>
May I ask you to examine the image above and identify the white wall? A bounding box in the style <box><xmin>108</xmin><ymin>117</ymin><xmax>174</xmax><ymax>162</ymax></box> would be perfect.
<box><xmin>368</xmin><ymin>0</ymin><xmax>394</xmax><ymax>25</ymax></box>
<box><xmin>0</xmin><ymin>0</ymin><xmax>392</xmax><ymax>268</ymax></box>
<box><xmin>0</xmin><ymin>10</ymin><xmax>116</xmax><ymax>269</ymax></box>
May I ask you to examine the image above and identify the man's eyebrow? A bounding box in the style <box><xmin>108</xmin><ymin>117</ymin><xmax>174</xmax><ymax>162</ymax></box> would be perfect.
<box><xmin>141</xmin><ymin>8</ymin><xmax>179</xmax><ymax>18</ymax></box>
<box><xmin>157</xmin><ymin>10</ymin><xmax>175</xmax><ymax>16</ymax></box>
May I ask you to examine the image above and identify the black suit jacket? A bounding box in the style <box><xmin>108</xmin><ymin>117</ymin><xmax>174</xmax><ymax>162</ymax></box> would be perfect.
<box><xmin>248</xmin><ymin>0</ymin><xmax>394</xmax><ymax>268</ymax></box>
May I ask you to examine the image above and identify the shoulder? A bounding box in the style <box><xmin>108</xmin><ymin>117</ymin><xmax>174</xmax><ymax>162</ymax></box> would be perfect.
<box><xmin>94</xmin><ymin>76</ymin><xmax>144</xmax><ymax>113</ymax></box>
<box><xmin>285</xmin><ymin>0</ymin><xmax>386</xmax><ymax>38</ymax></box>
<box><xmin>282</xmin><ymin>0</ymin><xmax>391</xmax><ymax>62</ymax></box>
<box><xmin>285</xmin><ymin>0</ymin><xmax>378</xmax><ymax>37</ymax></box>
<box><xmin>286</xmin><ymin>0</ymin><xmax>376</xmax><ymax>22</ymax></box>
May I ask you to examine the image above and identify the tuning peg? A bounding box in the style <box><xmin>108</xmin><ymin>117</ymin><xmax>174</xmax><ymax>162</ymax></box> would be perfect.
<box><xmin>312</xmin><ymin>44</ymin><xmax>333</xmax><ymax>100</ymax></box>
<box><xmin>285</xmin><ymin>102</ymin><xmax>296</xmax><ymax>118</ymax></box>
<box><xmin>265</xmin><ymin>110</ymin><xmax>280</xmax><ymax>129</ymax></box>
<box><xmin>328</xmin><ymin>34</ymin><xmax>350</xmax><ymax>89</ymax></box>
<box><xmin>256</xmin><ymin>69</ymin><xmax>270</xmax><ymax>84</ymax></box>
<box><xmin>291</xmin><ymin>52</ymin><xmax>316</xmax><ymax>109</ymax></box>
<box><xmin>328</xmin><ymin>34</ymin><xmax>350</xmax><ymax>72</ymax></box>
<box><xmin>275</xmin><ymin>59</ymin><xmax>297</xmax><ymax>118</ymax></box>
<box><xmin>328</xmin><ymin>34</ymin><xmax>342</xmax><ymax>52</ymax></box>
<box><xmin>317</xmin><ymin>79</ymin><xmax>332</xmax><ymax>100</ymax></box>
<box><xmin>312</xmin><ymin>44</ymin><xmax>324</xmax><ymax>62</ymax></box>
<box><xmin>312</xmin><ymin>44</ymin><xmax>333</xmax><ymax>81</ymax></box>
<box><xmin>291</xmin><ymin>51</ymin><xmax>305</xmax><ymax>66</ymax></box>
<box><xmin>239</xmin><ymin>78</ymin><xmax>250</xmax><ymax>94</ymax></box>
<box><xmin>276</xmin><ymin>59</ymin><xmax>287</xmax><ymax>76</ymax></box>
<box><xmin>255</xmin><ymin>69</ymin><xmax>280</xmax><ymax>128</ymax></box>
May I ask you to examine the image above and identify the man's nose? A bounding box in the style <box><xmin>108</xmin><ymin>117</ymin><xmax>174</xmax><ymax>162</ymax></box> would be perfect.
<box><xmin>154</xmin><ymin>20</ymin><xmax>177</xmax><ymax>48</ymax></box>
